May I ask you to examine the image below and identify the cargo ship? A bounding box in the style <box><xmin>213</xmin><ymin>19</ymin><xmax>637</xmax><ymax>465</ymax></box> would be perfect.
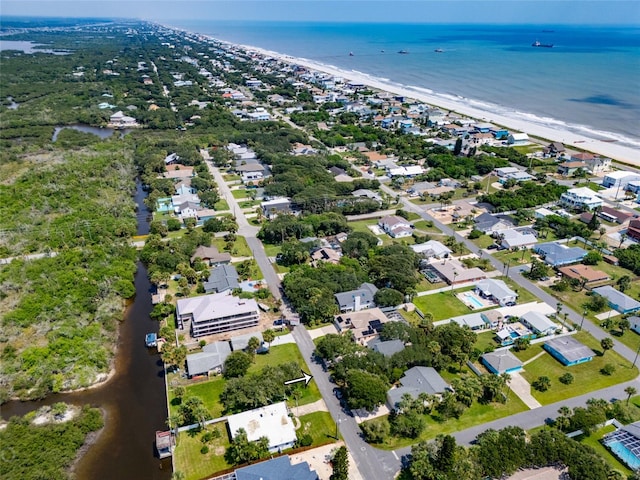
<box><xmin>532</xmin><ymin>40</ymin><xmax>553</xmax><ymax>48</ymax></box>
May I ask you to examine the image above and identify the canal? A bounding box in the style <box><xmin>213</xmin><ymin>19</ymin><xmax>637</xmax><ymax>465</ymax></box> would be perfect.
<box><xmin>1</xmin><ymin>179</ymin><xmax>172</xmax><ymax>480</ymax></box>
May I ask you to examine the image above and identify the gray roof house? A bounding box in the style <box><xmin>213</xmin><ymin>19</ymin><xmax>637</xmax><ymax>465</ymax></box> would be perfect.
<box><xmin>533</xmin><ymin>242</ymin><xmax>587</xmax><ymax>267</ymax></box>
<box><xmin>186</xmin><ymin>341</ymin><xmax>232</xmax><ymax>377</ymax></box>
<box><xmin>474</xmin><ymin>213</ymin><xmax>514</xmax><ymax>234</ymax></box>
<box><xmin>481</xmin><ymin>349</ymin><xmax>523</xmax><ymax>374</ymax></box>
<box><xmin>387</xmin><ymin>366</ymin><xmax>450</xmax><ymax>410</ymax></box>
<box><xmin>190</xmin><ymin>245</ymin><xmax>232</xmax><ymax>266</ymax></box>
<box><xmin>592</xmin><ymin>286</ymin><xmax>640</xmax><ymax>314</ymax></box>
<box><xmin>544</xmin><ymin>336</ymin><xmax>594</xmax><ymax>366</ymax></box>
<box><xmin>520</xmin><ymin>311</ymin><xmax>558</xmax><ymax>335</ymax></box>
<box><xmin>335</xmin><ymin>282</ymin><xmax>378</xmax><ymax>312</ymax></box>
<box><xmin>203</xmin><ymin>264</ymin><xmax>239</xmax><ymax>293</ymax></box>
<box><xmin>230</xmin><ymin>331</ymin><xmax>264</xmax><ymax>352</ymax></box>
<box><xmin>475</xmin><ymin>279</ymin><xmax>518</xmax><ymax>307</ymax></box>
<box><xmin>369</xmin><ymin>339</ymin><xmax>405</xmax><ymax>357</ymax></box>
<box><xmin>235</xmin><ymin>455</ymin><xmax>318</xmax><ymax>480</ymax></box>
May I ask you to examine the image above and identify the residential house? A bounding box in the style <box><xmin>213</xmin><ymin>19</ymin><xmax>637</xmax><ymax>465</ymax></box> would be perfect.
<box><xmin>500</xmin><ymin>171</ymin><xmax>534</xmax><ymax>184</ymax></box>
<box><xmin>387</xmin><ymin>165</ymin><xmax>424</xmax><ymax>177</ymax></box>
<box><xmin>176</xmin><ymin>292</ymin><xmax>260</xmax><ymax>337</ymax></box>
<box><xmin>227</xmin><ymin>402</ymin><xmax>296</xmax><ymax>453</ymax></box>
<box><xmin>334</xmin><ymin>282</ymin><xmax>378</xmax><ymax>312</ymax></box>
<box><xmin>378</xmin><ymin>215</ymin><xmax>413</xmax><ymax>238</ymax></box>
<box><xmin>311</xmin><ymin>247</ymin><xmax>341</xmax><ymax>266</ymax></box>
<box><xmin>592</xmin><ymin>286</ymin><xmax>640</xmax><ymax>314</ymax></box>
<box><xmin>352</xmin><ymin>189</ymin><xmax>383</xmax><ymax>204</ymax></box>
<box><xmin>475</xmin><ymin>279</ymin><xmax>518</xmax><ymax>307</ymax></box>
<box><xmin>481</xmin><ymin>350</ymin><xmax>523</xmax><ymax>374</ymax></box>
<box><xmin>520</xmin><ymin>311</ymin><xmax>558</xmax><ymax>336</ymax></box>
<box><xmin>534</xmin><ymin>207</ymin><xmax>556</xmax><ymax>219</ymax></box>
<box><xmin>474</xmin><ymin>213</ymin><xmax>514</xmax><ymax>234</ymax></box>
<box><xmin>162</xmin><ymin>164</ymin><xmax>195</xmax><ymax>180</ymax></box>
<box><xmin>185</xmin><ymin>341</ymin><xmax>232</xmax><ymax>377</ymax></box>
<box><xmin>494</xmin><ymin>167</ymin><xmax>520</xmax><ymax>178</ymax></box>
<box><xmin>557</xmin><ymin>264</ymin><xmax>610</xmax><ymax>286</ymax></box>
<box><xmin>630</xmin><ymin>316</ymin><xmax>640</xmax><ymax>335</ymax></box>
<box><xmin>628</xmin><ymin>219</ymin><xmax>640</xmax><ymax>242</ymax></box>
<box><xmin>230</xmin><ymin>331</ymin><xmax>264</xmax><ymax>352</ymax></box>
<box><xmin>190</xmin><ymin>245</ymin><xmax>232</xmax><ymax>266</ymax></box>
<box><xmin>544</xmin><ymin>336</ymin><xmax>594</xmax><ymax>366</ymax></box>
<box><xmin>560</xmin><ymin>187</ymin><xmax>604</xmax><ymax>211</ymax></box>
<box><xmin>109</xmin><ymin>110</ymin><xmax>138</xmax><ymax>127</ymax></box>
<box><xmin>387</xmin><ymin>367</ymin><xmax>450</xmax><ymax>410</ymax></box>
<box><xmin>533</xmin><ymin>242</ymin><xmax>587</xmax><ymax>267</ymax></box>
<box><xmin>235</xmin><ymin>456</ymin><xmax>318</xmax><ymax>480</ymax></box>
<box><xmin>261</xmin><ymin>198</ymin><xmax>294</xmax><ymax>220</ymax></box>
<box><xmin>572</xmin><ymin>152</ymin><xmax>611</xmax><ymax>173</ymax></box>
<box><xmin>334</xmin><ymin>308</ymin><xmax>390</xmax><ymax>345</ymax></box>
<box><xmin>543</xmin><ymin>142</ymin><xmax>566</xmax><ymax>157</ymax></box>
<box><xmin>507</xmin><ymin>132</ymin><xmax>529</xmax><ymax>145</ymax></box>
<box><xmin>603</xmin><ymin>171</ymin><xmax>640</xmax><ymax>190</ymax></box>
<box><xmin>557</xmin><ymin>161</ymin><xmax>586</xmax><ymax>177</ymax></box>
<box><xmin>427</xmin><ymin>258</ymin><xmax>487</xmax><ymax>285</ymax></box>
<box><xmin>369</xmin><ymin>339</ymin><xmax>405</xmax><ymax>357</ymax></box>
<box><xmin>203</xmin><ymin>264</ymin><xmax>239</xmax><ymax>293</ymax></box>
<box><xmin>411</xmin><ymin>240</ymin><xmax>452</xmax><ymax>259</ymax></box>
<box><xmin>496</xmin><ymin>228</ymin><xmax>538</xmax><ymax>249</ymax></box>
<box><xmin>597</xmin><ymin>205</ymin><xmax>633</xmax><ymax>224</ymax></box>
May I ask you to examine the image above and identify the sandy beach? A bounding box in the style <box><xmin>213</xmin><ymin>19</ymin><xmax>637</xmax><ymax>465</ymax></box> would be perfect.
<box><xmin>222</xmin><ymin>40</ymin><xmax>639</xmax><ymax>167</ymax></box>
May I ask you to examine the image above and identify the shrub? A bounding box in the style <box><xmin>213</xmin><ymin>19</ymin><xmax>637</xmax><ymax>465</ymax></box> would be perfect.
<box><xmin>559</xmin><ymin>373</ymin><xmax>574</xmax><ymax>385</ymax></box>
<box><xmin>532</xmin><ymin>376</ymin><xmax>551</xmax><ymax>392</ymax></box>
<box><xmin>601</xmin><ymin>364</ymin><xmax>616</xmax><ymax>376</ymax></box>
<box><xmin>297</xmin><ymin>433</ymin><xmax>313</xmax><ymax>447</ymax></box>
<box><xmin>468</xmin><ymin>229</ymin><xmax>483</xmax><ymax>239</ymax></box>
<box><xmin>200</xmin><ymin>445</ymin><xmax>209</xmax><ymax>454</ymax></box>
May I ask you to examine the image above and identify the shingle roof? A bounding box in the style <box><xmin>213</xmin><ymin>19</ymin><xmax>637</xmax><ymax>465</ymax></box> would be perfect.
<box><xmin>186</xmin><ymin>341</ymin><xmax>232</xmax><ymax>376</ymax></box>
<box><xmin>476</xmin><ymin>279</ymin><xmax>517</xmax><ymax>301</ymax></box>
<box><xmin>593</xmin><ymin>286</ymin><xmax>640</xmax><ymax>313</ymax></box>
<box><xmin>334</xmin><ymin>283</ymin><xmax>378</xmax><ymax>310</ymax></box>
<box><xmin>544</xmin><ymin>336</ymin><xmax>594</xmax><ymax>363</ymax></box>
<box><xmin>203</xmin><ymin>264</ymin><xmax>239</xmax><ymax>293</ymax></box>
<box><xmin>235</xmin><ymin>455</ymin><xmax>318</xmax><ymax>480</ymax></box>
<box><xmin>387</xmin><ymin>366</ymin><xmax>449</xmax><ymax>408</ymax></box>
<box><xmin>481</xmin><ymin>350</ymin><xmax>523</xmax><ymax>373</ymax></box>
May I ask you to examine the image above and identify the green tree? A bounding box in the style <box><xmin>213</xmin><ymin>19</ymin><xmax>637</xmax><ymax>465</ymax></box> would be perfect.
<box><xmin>225</xmin><ymin>428</ymin><xmax>269</xmax><ymax>465</ymax></box>
<box><xmin>559</xmin><ymin>373</ymin><xmax>574</xmax><ymax>385</ymax></box>
<box><xmin>583</xmin><ymin>251</ymin><xmax>602</xmax><ymax>265</ymax></box>
<box><xmin>262</xmin><ymin>329</ymin><xmax>275</xmax><ymax>348</ymax></box>
<box><xmin>345</xmin><ymin>370</ymin><xmax>388</xmax><ymax>411</ymax></box>
<box><xmin>625</xmin><ymin>386</ymin><xmax>637</xmax><ymax>405</ymax></box>
<box><xmin>374</xmin><ymin>287</ymin><xmax>404</xmax><ymax>307</ymax></box>
<box><xmin>178</xmin><ymin>396</ymin><xmax>211</xmax><ymax>427</ymax></box>
<box><xmin>247</xmin><ymin>336</ymin><xmax>261</xmax><ymax>356</ymax></box>
<box><xmin>161</xmin><ymin>342</ymin><xmax>187</xmax><ymax>371</ymax></box>
<box><xmin>600</xmin><ymin>337</ymin><xmax>614</xmax><ymax>355</ymax></box>
<box><xmin>617</xmin><ymin>275</ymin><xmax>631</xmax><ymax>293</ymax></box>
<box><xmin>532</xmin><ymin>376</ymin><xmax>551</xmax><ymax>392</ymax></box>
<box><xmin>330</xmin><ymin>446</ymin><xmax>349</xmax><ymax>480</ymax></box>
<box><xmin>223</xmin><ymin>351</ymin><xmax>253</xmax><ymax>378</ymax></box>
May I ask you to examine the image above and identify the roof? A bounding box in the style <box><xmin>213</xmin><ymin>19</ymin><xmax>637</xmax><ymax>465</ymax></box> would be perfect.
<box><xmin>370</xmin><ymin>339</ymin><xmax>405</xmax><ymax>357</ymax></box>
<box><xmin>558</xmin><ymin>264</ymin><xmax>610</xmax><ymax>283</ymax></box>
<box><xmin>230</xmin><ymin>331</ymin><xmax>264</xmax><ymax>351</ymax></box>
<box><xmin>235</xmin><ymin>456</ymin><xmax>318</xmax><ymax>480</ymax></box>
<box><xmin>334</xmin><ymin>282</ymin><xmax>378</xmax><ymax>310</ymax></box>
<box><xmin>482</xmin><ymin>349</ymin><xmax>523</xmax><ymax>373</ymax></box>
<box><xmin>186</xmin><ymin>341</ymin><xmax>232</xmax><ymax>376</ymax></box>
<box><xmin>521</xmin><ymin>311</ymin><xmax>557</xmax><ymax>333</ymax></box>
<box><xmin>411</xmin><ymin>240</ymin><xmax>452</xmax><ymax>258</ymax></box>
<box><xmin>387</xmin><ymin>366</ymin><xmax>449</xmax><ymax>407</ymax></box>
<box><xmin>474</xmin><ymin>213</ymin><xmax>513</xmax><ymax>232</ymax></box>
<box><xmin>544</xmin><ymin>336</ymin><xmax>594</xmax><ymax>363</ymax></box>
<box><xmin>227</xmin><ymin>402</ymin><xmax>296</xmax><ymax>451</ymax></box>
<box><xmin>534</xmin><ymin>242</ymin><xmax>587</xmax><ymax>266</ymax></box>
<box><xmin>497</xmin><ymin>228</ymin><xmax>538</xmax><ymax>248</ymax></box>
<box><xmin>593</xmin><ymin>286</ymin><xmax>640</xmax><ymax>313</ymax></box>
<box><xmin>476</xmin><ymin>279</ymin><xmax>517</xmax><ymax>300</ymax></box>
<box><xmin>428</xmin><ymin>258</ymin><xmax>487</xmax><ymax>284</ymax></box>
<box><xmin>177</xmin><ymin>292</ymin><xmax>259</xmax><ymax>325</ymax></box>
<box><xmin>335</xmin><ymin>307</ymin><xmax>390</xmax><ymax>341</ymax></box>
<box><xmin>190</xmin><ymin>245</ymin><xmax>232</xmax><ymax>264</ymax></box>
<box><xmin>204</xmin><ymin>264</ymin><xmax>239</xmax><ymax>293</ymax></box>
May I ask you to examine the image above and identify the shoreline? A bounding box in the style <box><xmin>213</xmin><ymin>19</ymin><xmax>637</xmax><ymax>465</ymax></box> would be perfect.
<box><xmin>174</xmin><ymin>22</ymin><xmax>639</xmax><ymax>166</ymax></box>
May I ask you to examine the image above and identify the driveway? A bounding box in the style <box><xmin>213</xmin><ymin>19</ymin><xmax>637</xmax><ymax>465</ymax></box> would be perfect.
<box><xmin>508</xmin><ymin>372</ymin><xmax>542</xmax><ymax>409</ymax></box>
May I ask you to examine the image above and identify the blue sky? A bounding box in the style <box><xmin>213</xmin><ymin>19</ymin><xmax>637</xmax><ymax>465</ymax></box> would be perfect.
<box><xmin>2</xmin><ymin>1</ymin><xmax>640</xmax><ymax>24</ymax></box>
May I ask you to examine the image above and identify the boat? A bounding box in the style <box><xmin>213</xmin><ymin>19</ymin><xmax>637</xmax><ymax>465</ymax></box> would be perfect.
<box><xmin>532</xmin><ymin>40</ymin><xmax>553</xmax><ymax>48</ymax></box>
<box><xmin>145</xmin><ymin>332</ymin><xmax>157</xmax><ymax>348</ymax></box>
<box><xmin>434</xmin><ymin>48</ymin><xmax>444</xmax><ymax>53</ymax></box>
<box><xmin>349</xmin><ymin>52</ymin><xmax>354</xmax><ymax>56</ymax></box>
<box><xmin>398</xmin><ymin>49</ymin><xmax>409</xmax><ymax>54</ymax></box>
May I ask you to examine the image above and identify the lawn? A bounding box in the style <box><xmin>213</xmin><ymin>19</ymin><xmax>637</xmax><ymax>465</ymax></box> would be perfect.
<box><xmin>214</xmin><ymin>199</ymin><xmax>230</xmax><ymax>211</ymax></box>
<box><xmin>297</xmin><ymin>411</ymin><xmax>339</xmax><ymax>446</ymax></box>
<box><xmin>475</xmin><ymin>331</ymin><xmax>498</xmax><ymax>352</ymax></box>
<box><xmin>520</xmin><ymin>332</ymin><xmax>638</xmax><ymax>404</ymax></box>
<box><xmin>173</xmin><ymin>424</ymin><xmax>232</xmax><ymax>480</ymax></box>
<box><xmin>348</xmin><ymin>219</ymin><xmax>382</xmax><ymax>235</ymax></box>
<box><xmin>511</xmin><ymin>341</ymin><xmax>546</xmax><ymax>363</ymax></box>
<box><xmin>470</xmin><ymin>234</ymin><xmax>496</xmax><ymax>249</ymax></box>
<box><xmin>578</xmin><ymin>425</ymin><xmax>632</xmax><ymax>477</ymax></box>
<box><xmin>415</xmin><ymin>277</ymin><xmax>446</xmax><ymax>293</ymax></box>
<box><xmin>412</xmin><ymin>220</ymin><xmax>443</xmax><ymax>234</ymax></box>
<box><xmin>263</xmin><ymin>243</ymin><xmax>282</xmax><ymax>257</ymax></box>
<box><xmin>492</xmin><ymin>248</ymin><xmax>535</xmax><ymax>265</ymax></box>
<box><xmin>412</xmin><ymin>288</ymin><xmax>487</xmax><ymax>321</ymax></box>
<box><xmin>231</xmin><ymin>189</ymin><xmax>248</xmax><ymax>199</ymax></box>
<box><xmin>250</xmin><ymin>343</ymin><xmax>322</xmax><ymax>406</ymax></box>
<box><xmin>211</xmin><ymin>235</ymin><xmax>252</xmax><ymax>257</ymax></box>
<box><xmin>499</xmin><ymin>276</ymin><xmax>540</xmax><ymax>305</ymax></box>
<box><xmin>169</xmin><ymin>377</ymin><xmax>227</xmax><ymax>419</ymax></box>
<box><xmin>366</xmin><ymin>388</ymin><xmax>528</xmax><ymax>449</ymax></box>
<box><xmin>222</xmin><ymin>173</ymin><xmax>241</xmax><ymax>182</ymax></box>
<box><xmin>239</xmin><ymin>200</ymin><xmax>260</xmax><ymax>209</ymax></box>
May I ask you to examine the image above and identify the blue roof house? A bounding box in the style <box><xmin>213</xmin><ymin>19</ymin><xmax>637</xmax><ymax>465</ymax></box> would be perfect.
<box><xmin>592</xmin><ymin>286</ymin><xmax>640</xmax><ymax>314</ymax></box>
<box><xmin>543</xmin><ymin>336</ymin><xmax>594</xmax><ymax>366</ymax></box>
<box><xmin>481</xmin><ymin>349</ymin><xmax>523</xmax><ymax>374</ymax></box>
<box><xmin>533</xmin><ymin>242</ymin><xmax>587</xmax><ymax>267</ymax></box>
<box><xmin>235</xmin><ymin>454</ymin><xmax>318</xmax><ymax>480</ymax></box>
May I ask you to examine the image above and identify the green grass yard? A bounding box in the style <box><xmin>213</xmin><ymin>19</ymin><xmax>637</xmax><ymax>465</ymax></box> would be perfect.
<box><xmin>297</xmin><ymin>411</ymin><xmax>339</xmax><ymax>445</ymax></box>
<box><xmin>214</xmin><ymin>199</ymin><xmax>230</xmax><ymax>211</ymax></box>
<box><xmin>578</xmin><ymin>425</ymin><xmax>632</xmax><ymax>477</ymax></box>
<box><xmin>231</xmin><ymin>189</ymin><xmax>248</xmax><ymax>199</ymax></box>
<box><xmin>366</xmin><ymin>388</ymin><xmax>528</xmax><ymax>450</ymax></box>
<box><xmin>210</xmin><ymin>236</ymin><xmax>252</xmax><ymax>257</ymax></box>
<box><xmin>520</xmin><ymin>332</ymin><xmax>638</xmax><ymax>405</ymax></box>
<box><xmin>412</xmin><ymin>287</ymin><xmax>488</xmax><ymax>321</ymax></box>
<box><xmin>173</xmin><ymin>423</ymin><xmax>232</xmax><ymax>480</ymax></box>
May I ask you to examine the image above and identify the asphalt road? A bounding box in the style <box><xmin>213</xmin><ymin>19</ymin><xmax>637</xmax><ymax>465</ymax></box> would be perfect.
<box><xmin>205</xmin><ymin>150</ymin><xmax>640</xmax><ymax>479</ymax></box>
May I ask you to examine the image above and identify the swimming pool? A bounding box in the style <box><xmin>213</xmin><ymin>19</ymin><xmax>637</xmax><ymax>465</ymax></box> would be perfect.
<box><xmin>465</xmin><ymin>293</ymin><xmax>484</xmax><ymax>309</ymax></box>
<box><xmin>604</xmin><ymin>439</ymin><xmax>640</xmax><ymax>471</ymax></box>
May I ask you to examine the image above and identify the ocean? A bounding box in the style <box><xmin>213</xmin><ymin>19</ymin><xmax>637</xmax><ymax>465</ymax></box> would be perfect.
<box><xmin>175</xmin><ymin>21</ymin><xmax>640</xmax><ymax>150</ymax></box>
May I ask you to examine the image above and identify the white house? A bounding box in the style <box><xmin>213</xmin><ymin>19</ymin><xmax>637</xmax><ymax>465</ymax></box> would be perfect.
<box><xmin>560</xmin><ymin>187</ymin><xmax>604</xmax><ymax>211</ymax></box>
<box><xmin>496</xmin><ymin>229</ymin><xmax>538</xmax><ymax>249</ymax></box>
<box><xmin>378</xmin><ymin>215</ymin><xmax>413</xmax><ymax>238</ymax></box>
<box><xmin>226</xmin><ymin>402</ymin><xmax>296</xmax><ymax>453</ymax></box>
<box><xmin>507</xmin><ymin>133</ymin><xmax>529</xmax><ymax>145</ymax></box>
<box><xmin>602</xmin><ymin>171</ymin><xmax>640</xmax><ymax>190</ymax></box>
<box><xmin>475</xmin><ymin>279</ymin><xmax>518</xmax><ymax>307</ymax></box>
<box><xmin>411</xmin><ymin>240</ymin><xmax>452</xmax><ymax>259</ymax></box>
<box><xmin>520</xmin><ymin>311</ymin><xmax>558</xmax><ymax>336</ymax></box>
<box><xmin>109</xmin><ymin>110</ymin><xmax>138</xmax><ymax>128</ymax></box>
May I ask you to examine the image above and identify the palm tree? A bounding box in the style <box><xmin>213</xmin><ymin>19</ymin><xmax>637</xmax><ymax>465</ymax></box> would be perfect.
<box><xmin>625</xmin><ymin>386</ymin><xmax>637</xmax><ymax>405</ymax></box>
<box><xmin>600</xmin><ymin>337</ymin><xmax>614</xmax><ymax>355</ymax></box>
<box><xmin>262</xmin><ymin>329</ymin><xmax>275</xmax><ymax>349</ymax></box>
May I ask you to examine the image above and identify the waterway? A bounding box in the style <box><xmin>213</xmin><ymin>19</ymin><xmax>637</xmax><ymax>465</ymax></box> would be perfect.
<box><xmin>52</xmin><ymin>124</ymin><xmax>132</xmax><ymax>142</ymax></box>
<box><xmin>0</xmin><ymin>179</ymin><xmax>172</xmax><ymax>480</ymax></box>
